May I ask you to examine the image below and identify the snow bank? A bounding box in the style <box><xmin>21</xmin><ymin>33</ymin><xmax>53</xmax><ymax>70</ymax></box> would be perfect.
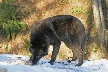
<box><xmin>0</xmin><ymin>54</ymin><xmax>108</xmax><ymax>72</ymax></box>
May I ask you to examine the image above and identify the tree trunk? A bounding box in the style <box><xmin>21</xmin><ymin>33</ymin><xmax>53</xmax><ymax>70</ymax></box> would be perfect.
<box><xmin>92</xmin><ymin>0</ymin><xmax>108</xmax><ymax>48</ymax></box>
<box><xmin>98</xmin><ymin>0</ymin><xmax>106</xmax><ymax>29</ymax></box>
<box><xmin>91</xmin><ymin>0</ymin><xmax>103</xmax><ymax>48</ymax></box>
<box><xmin>105</xmin><ymin>30</ymin><xmax>108</xmax><ymax>48</ymax></box>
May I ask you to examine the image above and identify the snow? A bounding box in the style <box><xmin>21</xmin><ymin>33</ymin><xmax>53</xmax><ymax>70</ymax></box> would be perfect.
<box><xmin>0</xmin><ymin>54</ymin><xmax>108</xmax><ymax>72</ymax></box>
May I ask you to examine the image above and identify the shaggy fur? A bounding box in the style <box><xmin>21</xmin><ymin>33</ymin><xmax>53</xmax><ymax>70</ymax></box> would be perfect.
<box><xmin>29</xmin><ymin>15</ymin><xmax>86</xmax><ymax>66</ymax></box>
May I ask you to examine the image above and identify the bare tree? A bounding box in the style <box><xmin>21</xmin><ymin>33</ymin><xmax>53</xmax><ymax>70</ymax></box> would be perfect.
<box><xmin>92</xmin><ymin>0</ymin><xmax>103</xmax><ymax>47</ymax></box>
<box><xmin>91</xmin><ymin>0</ymin><xmax>108</xmax><ymax>48</ymax></box>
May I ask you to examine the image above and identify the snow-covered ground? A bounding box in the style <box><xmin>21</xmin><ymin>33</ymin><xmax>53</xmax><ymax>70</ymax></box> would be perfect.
<box><xmin>0</xmin><ymin>54</ymin><xmax>108</xmax><ymax>72</ymax></box>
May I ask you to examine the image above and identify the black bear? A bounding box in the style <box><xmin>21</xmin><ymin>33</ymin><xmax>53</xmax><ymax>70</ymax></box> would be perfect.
<box><xmin>29</xmin><ymin>15</ymin><xmax>86</xmax><ymax>66</ymax></box>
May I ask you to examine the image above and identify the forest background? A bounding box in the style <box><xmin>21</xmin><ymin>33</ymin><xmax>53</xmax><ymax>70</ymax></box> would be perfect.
<box><xmin>0</xmin><ymin>0</ymin><xmax>108</xmax><ymax>61</ymax></box>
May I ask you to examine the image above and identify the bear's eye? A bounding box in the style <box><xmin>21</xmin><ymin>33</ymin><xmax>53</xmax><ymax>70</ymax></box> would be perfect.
<box><xmin>42</xmin><ymin>44</ymin><xmax>45</xmax><ymax>47</ymax></box>
<box><xmin>41</xmin><ymin>44</ymin><xmax>46</xmax><ymax>49</ymax></box>
<box><xmin>31</xmin><ymin>44</ymin><xmax>33</xmax><ymax>47</ymax></box>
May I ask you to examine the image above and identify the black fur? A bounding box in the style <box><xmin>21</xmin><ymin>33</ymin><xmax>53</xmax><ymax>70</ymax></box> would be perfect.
<box><xmin>29</xmin><ymin>15</ymin><xmax>86</xmax><ymax>66</ymax></box>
